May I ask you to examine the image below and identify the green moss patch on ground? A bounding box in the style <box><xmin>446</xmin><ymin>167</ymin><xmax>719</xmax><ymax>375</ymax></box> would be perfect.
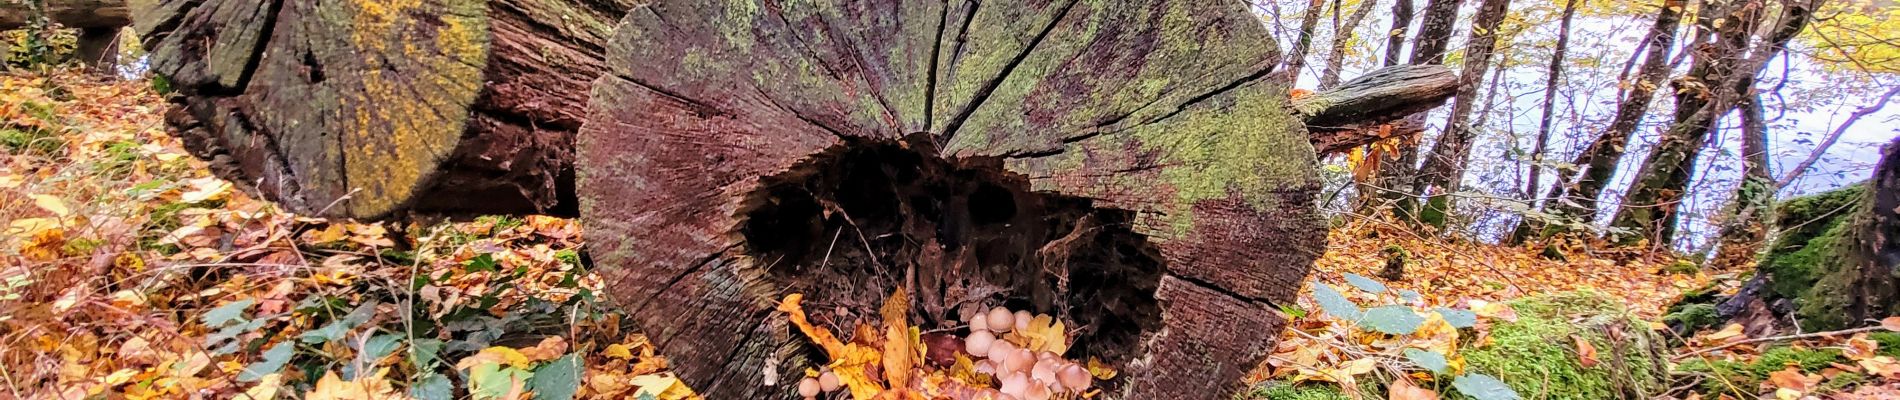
<box><xmin>1462</xmin><ymin>291</ymin><xmax>1669</xmax><ymax>400</ymax></box>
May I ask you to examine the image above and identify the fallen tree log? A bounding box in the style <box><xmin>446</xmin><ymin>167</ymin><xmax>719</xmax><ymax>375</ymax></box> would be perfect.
<box><xmin>581</xmin><ymin>0</ymin><xmax>1326</xmax><ymax>398</ymax></box>
<box><xmin>131</xmin><ymin>0</ymin><xmax>632</xmax><ymax>218</ymax></box>
<box><xmin>0</xmin><ymin>0</ymin><xmax>127</xmax><ymax>29</ymax></box>
<box><xmin>2</xmin><ymin>0</ymin><xmax>130</xmax><ymax>70</ymax></box>
<box><xmin>1298</xmin><ymin>64</ymin><xmax>1456</xmax><ymax>156</ymax></box>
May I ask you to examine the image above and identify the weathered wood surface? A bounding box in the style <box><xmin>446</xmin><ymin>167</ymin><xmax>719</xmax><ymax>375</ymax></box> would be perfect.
<box><xmin>581</xmin><ymin>0</ymin><xmax>1324</xmax><ymax>398</ymax></box>
<box><xmin>1297</xmin><ymin>65</ymin><xmax>1456</xmax><ymax>155</ymax></box>
<box><xmin>133</xmin><ymin>0</ymin><xmax>633</xmax><ymax>218</ymax></box>
<box><xmin>0</xmin><ymin>0</ymin><xmax>129</xmax><ymax>29</ymax></box>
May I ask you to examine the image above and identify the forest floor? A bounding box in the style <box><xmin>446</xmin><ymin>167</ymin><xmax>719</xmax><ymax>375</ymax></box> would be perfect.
<box><xmin>4</xmin><ymin>71</ymin><xmax>1897</xmax><ymax>399</ymax></box>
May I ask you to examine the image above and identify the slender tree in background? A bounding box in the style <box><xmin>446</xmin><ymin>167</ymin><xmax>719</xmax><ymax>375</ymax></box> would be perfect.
<box><xmin>1382</xmin><ymin>0</ymin><xmax>1415</xmax><ymax>66</ymax></box>
<box><xmin>1364</xmin><ymin>0</ymin><xmax>1461</xmax><ymax>215</ymax></box>
<box><xmin>1613</xmin><ymin>0</ymin><xmax>1819</xmax><ymax>246</ymax></box>
<box><xmin>1286</xmin><ymin>0</ymin><xmax>1330</xmax><ymax>81</ymax></box>
<box><xmin>1508</xmin><ymin>0</ymin><xmax>1581</xmax><ymax>243</ymax></box>
<box><xmin>1776</xmin><ymin>84</ymin><xmax>1900</xmax><ymax>190</ymax></box>
<box><xmin>1523</xmin><ymin>0</ymin><xmax>1579</xmax><ymax>211</ymax></box>
<box><xmin>1709</xmin><ymin>94</ymin><xmax>1776</xmax><ymax>269</ymax></box>
<box><xmin>1320</xmin><ymin>0</ymin><xmax>1382</xmax><ymax>90</ymax></box>
<box><xmin>1411</xmin><ymin>0</ymin><xmax>1515</xmax><ymax>228</ymax></box>
<box><xmin>1528</xmin><ymin>0</ymin><xmax>1685</xmax><ymax>238</ymax></box>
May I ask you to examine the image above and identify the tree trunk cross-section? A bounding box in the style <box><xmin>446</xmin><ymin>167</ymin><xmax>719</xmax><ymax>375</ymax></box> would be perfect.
<box><xmin>581</xmin><ymin>0</ymin><xmax>1326</xmax><ymax>398</ymax></box>
<box><xmin>132</xmin><ymin>0</ymin><xmax>634</xmax><ymax>218</ymax></box>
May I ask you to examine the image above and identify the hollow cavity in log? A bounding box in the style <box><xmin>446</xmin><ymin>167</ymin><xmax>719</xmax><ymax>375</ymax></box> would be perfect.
<box><xmin>739</xmin><ymin>135</ymin><xmax>1164</xmax><ymax>379</ymax></box>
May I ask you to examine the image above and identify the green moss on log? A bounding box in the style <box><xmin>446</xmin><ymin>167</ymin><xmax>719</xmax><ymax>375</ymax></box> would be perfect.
<box><xmin>1462</xmin><ymin>291</ymin><xmax>1667</xmax><ymax>400</ymax></box>
<box><xmin>1757</xmin><ymin>183</ymin><xmax>1867</xmax><ymax>329</ymax></box>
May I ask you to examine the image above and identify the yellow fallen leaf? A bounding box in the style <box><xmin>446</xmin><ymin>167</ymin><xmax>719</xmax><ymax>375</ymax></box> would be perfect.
<box><xmin>1086</xmin><ymin>357</ymin><xmax>1118</xmax><ymax>380</ymax></box>
<box><xmin>1706</xmin><ymin>323</ymin><xmax>1746</xmax><ymax>342</ymax></box>
<box><xmin>32</xmin><ymin>194</ymin><xmax>70</xmax><ymax>217</ymax></box>
<box><xmin>1005</xmin><ymin>314</ymin><xmax>1068</xmax><ymax>355</ymax></box>
<box><xmin>881</xmin><ymin>287</ymin><xmax>915</xmax><ymax>387</ymax></box>
<box><xmin>458</xmin><ymin>346</ymin><xmax>533</xmax><ymax>370</ymax></box>
<box><xmin>235</xmin><ymin>373</ymin><xmax>283</xmax><ymax>400</ymax></box>
<box><xmin>629</xmin><ymin>373</ymin><xmax>700</xmax><ymax>400</ymax></box>
<box><xmin>179</xmin><ymin>177</ymin><xmax>232</xmax><ymax>203</ymax></box>
<box><xmin>1846</xmin><ymin>333</ymin><xmax>1879</xmax><ymax>360</ymax></box>
<box><xmin>605</xmin><ymin>344</ymin><xmax>635</xmax><ymax>360</ymax></box>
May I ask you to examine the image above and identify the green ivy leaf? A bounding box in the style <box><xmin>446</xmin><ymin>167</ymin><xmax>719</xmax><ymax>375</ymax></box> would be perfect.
<box><xmin>465</xmin><ymin>253</ymin><xmax>499</xmax><ymax>273</ymax></box>
<box><xmin>238</xmin><ymin>342</ymin><xmax>294</xmax><ymax>382</ymax></box>
<box><xmin>1436</xmin><ymin>307</ymin><xmax>1478</xmax><ymax>328</ymax></box>
<box><xmin>1453</xmin><ymin>373</ymin><xmax>1522</xmax><ymax>400</ymax></box>
<box><xmin>1361</xmin><ymin>306</ymin><xmax>1425</xmax><ymax>335</ymax></box>
<box><xmin>299</xmin><ymin>301</ymin><xmax>378</xmax><ymax>344</ymax></box>
<box><xmin>1343</xmin><ymin>273</ymin><xmax>1387</xmax><ymax>294</ymax></box>
<box><xmin>528</xmin><ymin>354</ymin><xmax>584</xmax><ymax>400</ymax></box>
<box><xmin>411</xmin><ymin>373</ymin><xmax>453</xmax><ymax>400</ymax></box>
<box><xmin>1403</xmin><ymin>348</ymin><xmax>1449</xmax><ymax>374</ymax></box>
<box><xmin>1311</xmin><ymin>282</ymin><xmax>1363</xmax><ymax>321</ymax></box>
<box><xmin>201</xmin><ymin>298</ymin><xmax>254</xmax><ymax>327</ymax></box>
<box><xmin>410</xmin><ymin>338</ymin><xmax>445</xmax><ymax>369</ymax></box>
<box><xmin>359</xmin><ymin>333</ymin><xmax>403</xmax><ymax>364</ymax></box>
<box><xmin>1398</xmin><ymin>289</ymin><xmax>1422</xmax><ymax>302</ymax></box>
<box><xmin>469</xmin><ymin>363</ymin><xmax>533</xmax><ymax>400</ymax></box>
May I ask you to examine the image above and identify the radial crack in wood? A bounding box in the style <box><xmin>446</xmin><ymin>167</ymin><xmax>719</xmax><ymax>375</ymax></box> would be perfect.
<box><xmin>133</xmin><ymin>0</ymin><xmax>633</xmax><ymax>218</ymax></box>
<box><xmin>581</xmin><ymin>1</ymin><xmax>1324</xmax><ymax>398</ymax></box>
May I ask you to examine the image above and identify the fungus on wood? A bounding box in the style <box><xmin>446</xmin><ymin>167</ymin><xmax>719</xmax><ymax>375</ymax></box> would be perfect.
<box><xmin>131</xmin><ymin>0</ymin><xmax>634</xmax><ymax>218</ymax></box>
<box><xmin>580</xmin><ymin>0</ymin><xmax>1329</xmax><ymax>398</ymax></box>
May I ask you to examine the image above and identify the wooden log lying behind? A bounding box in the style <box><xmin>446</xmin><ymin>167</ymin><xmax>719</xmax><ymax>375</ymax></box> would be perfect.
<box><xmin>0</xmin><ymin>0</ymin><xmax>128</xmax><ymax>30</ymax></box>
<box><xmin>580</xmin><ymin>0</ymin><xmax>1326</xmax><ymax>398</ymax></box>
<box><xmin>2</xmin><ymin>0</ymin><xmax>131</xmax><ymax>70</ymax></box>
<box><xmin>1297</xmin><ymin>64</ymin><xmax>1458</xmax><ymax>155</ymax></box>
<box><xmin>132</xmin><ymin>0</ymin><xmax>633</xmax><ymax>218</ymax></box>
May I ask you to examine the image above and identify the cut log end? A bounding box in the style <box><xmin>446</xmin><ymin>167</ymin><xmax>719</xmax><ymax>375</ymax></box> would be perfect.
<box><xmin>138</xmin><ymin>0</ymin><xmax>621</xmax><ymax>218</ymax></box>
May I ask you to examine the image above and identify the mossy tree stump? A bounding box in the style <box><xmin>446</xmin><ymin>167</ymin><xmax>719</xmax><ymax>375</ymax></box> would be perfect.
<box><xmin>131</xmin><ymin>0</ymin><xmax>634</xmax><ymax>218</ymax></box>
<box><xmin>1703</xmin><ymin>135</ymin><xmax>1900</xmax><ymax>335</ymax></box>
<box><xmin>581</xmin><ymin>0</ymin><xmax>1328</xmax><ymax>398</ymax></box>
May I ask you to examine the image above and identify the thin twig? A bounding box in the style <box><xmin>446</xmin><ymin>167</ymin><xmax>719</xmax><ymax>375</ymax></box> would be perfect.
<box><xmin>1671</xmin><ymin>326</ymin><xmax>1888</xmax><ymax>361</ymax></box>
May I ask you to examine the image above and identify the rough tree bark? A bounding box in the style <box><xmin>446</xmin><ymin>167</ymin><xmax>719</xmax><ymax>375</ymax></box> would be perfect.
<box><xmin>1</xmin><ymin>0</ymin><xmax>128</xmax><ymax>70</ymax></box>
<box><xmin>1530</xmin><ymin>0</ymin><xmax>1684</xmax><ymax>238</ymax></box>
<box><xmin>579</xmin><ymin>1</ymin><xmax>1339</xmax><ymax>398</ymax></box>
<box><xmin>1286</xmin><ymin>0</ymin><xmax>1329</xmax><ymax>81</ymax></box>
<box><xmin>1408</xmin><ymin>0</ymin><xmax>1467</xmax><ymax>65</ymax></box>
<box><xmin>1410</xmin><ymin>0</ymin><xmax>1513</xmax><ymax>228</ymax></box>
<box><xmin>1611</xmin><ymin>0</ymin><xmax>1814</xmax><ymax>246</ymax></box>
<box><xmin>132</xmin><ymin>0</ymin><xmax>633</xmax><ymax>218</ymax></box>
<box><xmin>1381</xmin><ymin>0</ymin><xmax>1414</xmax><ymax>67</ymax></box>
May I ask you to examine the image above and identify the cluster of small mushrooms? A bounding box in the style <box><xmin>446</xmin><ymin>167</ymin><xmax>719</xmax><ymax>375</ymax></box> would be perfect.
<box><xmin>794</xmin><ymin>306</ymin><xmax>1097</xmax><ymax>400</ymax></box>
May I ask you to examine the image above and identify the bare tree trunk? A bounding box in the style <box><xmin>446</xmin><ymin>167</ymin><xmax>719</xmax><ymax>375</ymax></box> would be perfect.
<box><xmin>1410</xmin><ymin>0</ymin><xmax>1514</xmax><ymax>228</ymax></box>
<box><xmin>1612</xmin><ymin>0</ymin><xmax>1816</xmax><ymax>246</ymax></box>
<box><xmin>1508</xmin><ymin>0</ymin><xmax>1580</xmax><ymax>243</ymax></box>
<box><xmin>1318</xmin><ymin>0</ymin><xmax>1380</xmax><ymax>90</ymax></box>
<box><xmin>1382</xmin><ymin>0</ymin><xmax>1414</xmax><ymax>67</ymax></box>
<box><xmin>1533</xmin><ymin>0</ymin><xmax>1685</xmax><ymax>238</ymax></box>
<box><xmin>1286</xmin><ymin>0</ymin><xmax>1330</xmax><ymax>82</ymax></box>
<box><xmin>1524</xmin><ymin>0</ymin><xmax>1578</xmax><ymax>209</ymax></box>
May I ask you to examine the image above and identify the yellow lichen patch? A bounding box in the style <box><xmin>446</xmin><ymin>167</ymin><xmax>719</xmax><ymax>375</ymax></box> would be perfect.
<box><xmin>334</xmin><ymin>0</ymin><xmax>491</xmax><ymax>216</ymax></box>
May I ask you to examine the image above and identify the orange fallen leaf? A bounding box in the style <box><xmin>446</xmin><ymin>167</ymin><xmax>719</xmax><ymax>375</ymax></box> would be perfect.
<box><xmin>1881</xmin><ymin>316</ymin><xmax>1900</xmax><ymax>332</ymax></box>
<box><xmin>1388</xmin><ymin>379</ymin><xmax>1440</xmax><ymax>400</ymax></box>
<box><xmin>1766</xmin><ymin>366</ymin><xmax>1820</xmax><ymax>393</ymax></box>
<box><xmin>1573</xmin><ymin>335</ymin><xmax>1599</xmax><ymax>368</ymax></box>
